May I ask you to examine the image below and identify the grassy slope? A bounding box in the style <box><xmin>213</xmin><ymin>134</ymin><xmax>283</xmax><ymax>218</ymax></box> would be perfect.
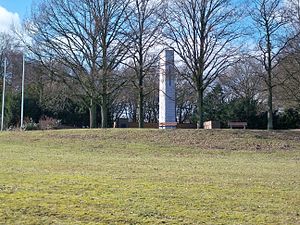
<box><xmin>0</xmin><ymin>129</ymin><xmax>299</xmax><ymax>224</ymax></box>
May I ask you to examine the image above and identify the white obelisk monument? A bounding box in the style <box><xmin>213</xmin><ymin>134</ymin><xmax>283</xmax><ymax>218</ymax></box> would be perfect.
<box><xmin>159</xmin><ymin>50</ymin><xmax>176</xmax><ymax>129</ymax></box>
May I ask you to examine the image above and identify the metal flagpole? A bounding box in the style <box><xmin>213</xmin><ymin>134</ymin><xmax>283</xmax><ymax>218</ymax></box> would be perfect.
<box><xmin>20</xmin><ymin>54</ymin><xmax>25</xmax><ymax>129</ymax></box>
<box><xmin>1</xmin><ymin>58</ymin><xmax>7</xmax><ymax>131</ymax></box>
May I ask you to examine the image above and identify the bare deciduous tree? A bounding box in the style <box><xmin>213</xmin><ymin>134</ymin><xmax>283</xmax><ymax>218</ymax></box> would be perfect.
<box><xmin>27</xmin><ymin>0</ymin><xmax>130</xmax><ymax>128</ymax></box>
<box><xmin>125</xmin><ymin>0</ymin><xmax>164</xmax><ymax>128</ymax></box>
<box><xmin>176</xmin><ymin>75</ymin><xmax>196</xmax><ymax>124</ymax></box>
<box><xmin>164</xmin><ymin>0</ymin><xmax>241</xmax><ymax>128</ymax></box>
<box><xmin>273</xmin><ymin>0</ymin><xmax>300</xmax><ymax>108</ymax></box>
<box><xmin>0</xmin><ymin>32</ymin><xmax>20</xmax><ymax>77</ymax></box>
<box><xmin>221</xmin><ymin>57</ymin><xmax>264</xmax><ymax>101</ymax></box>
<box><xmin>250</xmin><ymin>0</ymin><xmax>295</xmax><ymax>130</ymax></box>
<box><xmin>275</xmin><ymin>52</ymin><xmax>300</xmax><ymax>107</ymax></box>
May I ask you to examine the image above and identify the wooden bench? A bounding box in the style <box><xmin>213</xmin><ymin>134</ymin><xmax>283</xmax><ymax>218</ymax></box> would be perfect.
<box><xmin>159</xmin><ymin>122</ymin><xmax>177</xmax><ymax>128</ymax></box>
<box><xmin>228</xmin><ymin>121</ymin><xmax>247</xmax><ymax>129</ymax></box>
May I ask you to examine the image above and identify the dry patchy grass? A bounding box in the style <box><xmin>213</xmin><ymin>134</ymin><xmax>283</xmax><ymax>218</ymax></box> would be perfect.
<box><xmin>0</xmin><ymin>129</ymin><xmax>299</xmax><ymax>224</ymax></box>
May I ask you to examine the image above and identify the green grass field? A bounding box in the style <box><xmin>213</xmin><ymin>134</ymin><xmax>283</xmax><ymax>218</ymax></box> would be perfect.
<box><xmin>0</xmin><ymin>129</ymin><xmax>299</xmax><ymax>224</ymax></box>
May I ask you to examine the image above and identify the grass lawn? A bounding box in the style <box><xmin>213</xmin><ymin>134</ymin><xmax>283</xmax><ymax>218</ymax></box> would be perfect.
<box><xmin>0</xmin><ymin>129</ymin><xmax>299</xmax><ymax>224</ymax></box>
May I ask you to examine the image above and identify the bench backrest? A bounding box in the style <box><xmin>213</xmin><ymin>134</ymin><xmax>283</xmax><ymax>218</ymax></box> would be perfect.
<box><xmin>159</xmin><ymin>122</ymin><xmax>178</xmax><ymax>127</ymax></box>
<box><xmin>228</xmin><ymin>122</ymin><xmax>247</xmax><ymax>126</ymax></box>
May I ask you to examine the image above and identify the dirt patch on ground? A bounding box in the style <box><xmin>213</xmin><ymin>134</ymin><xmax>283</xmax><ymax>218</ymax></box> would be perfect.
<box><xmin>10</xmin><ymin>129</ymin><xmax>300</xmax><ymax>152</ymax></box>
<box><xmin>62</xmin><ymin>129</ymin><xmax>299</xmax><ymax>151</ymax></box>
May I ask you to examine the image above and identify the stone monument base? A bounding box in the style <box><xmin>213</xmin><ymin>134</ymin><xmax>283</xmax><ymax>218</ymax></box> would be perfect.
<box><xmin>204</xmin><ymin>121</ymin><xmax>221</xmax><ymax>129</ymax></box>
<box><xmin>159</xmin><ymin>122</ymin><xmax>177</xmax><ymax>129</ymax></box>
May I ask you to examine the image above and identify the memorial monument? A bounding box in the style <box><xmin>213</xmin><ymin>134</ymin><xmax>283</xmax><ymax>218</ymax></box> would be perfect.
<box><xmin>159</xmin><ymin>50</ymin><xmax>177</xmax><ymax>129</ymax></box>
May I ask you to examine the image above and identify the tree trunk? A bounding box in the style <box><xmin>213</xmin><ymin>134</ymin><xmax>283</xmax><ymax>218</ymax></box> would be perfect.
<box><xmin>267</xmin><ymin>76</ymin><xmax>273</xmax><ymax>130</ymax></box>
<box><xmin>138</xmin><ymin>89</ymin><xmax>144</xmax><ymax>128</ymax></box>
<box><xmin>197</xmin><ymin>88</ymin><xmax>204</xmax><ymax>129</ymax></box>
<box><xmin>266</xmin><ymin>31</ymin><xmax>273</xmax><ymax>130</ymax></box>
<box><xmin>132</xmin><ymin>106</ymin><xmax>137</xmax><ymax>123</ymax></box>
<box><xmin>138</xmin><ymin>58</ymin><xmax>144</xmax><ymax>128</ymax></box>
<box><xmin>101</xmin><ymin>94</ymin><xmax>108</xmax><ymax>128</ymax></box>
<box><xmin>178</xmin><ymin>107</ymin><xmax>182</xmax><ymax>124</ymax></box>
<box><xmin>89</xmin><ymin>99</ymin><xmax>97</xmax><ymax>128</ymax></box>
<box><xmin>101</xmin><ymin>17</ymin><xmax>109</xmax><ymax>129</ymax></box>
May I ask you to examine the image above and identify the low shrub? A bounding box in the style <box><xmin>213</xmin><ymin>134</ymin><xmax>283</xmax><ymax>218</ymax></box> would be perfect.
<box><xmin>39</xmin><ymin>116</ymin><xmax>61</xmax><ymax>130</ymax></box>
<box><xmin>23</xmin><ymin>118</ymin><xmax>39</xmax><ymax>131</ymax></box>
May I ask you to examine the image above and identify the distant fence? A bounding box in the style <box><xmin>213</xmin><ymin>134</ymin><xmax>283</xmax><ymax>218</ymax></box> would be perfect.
<box><xmin>128</xmin><ymin>122</ymin><xmax>158</xmax><ymax>128</ymax></box>
<box><xmin>117</xmin><ymin>121</ymin><xmax>197</xmax><ymax>129</ymax></box>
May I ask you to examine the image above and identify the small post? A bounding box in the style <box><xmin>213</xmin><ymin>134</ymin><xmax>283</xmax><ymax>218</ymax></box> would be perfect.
<box><xmin>1</xmin><ymin>58</ymin><xmax>7</xmax><ymax>131</ymax></box>
<box><xmin>20</xmin><ymin>54</ymin><xmax>25</xmax><ymax>129</ymax></box>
